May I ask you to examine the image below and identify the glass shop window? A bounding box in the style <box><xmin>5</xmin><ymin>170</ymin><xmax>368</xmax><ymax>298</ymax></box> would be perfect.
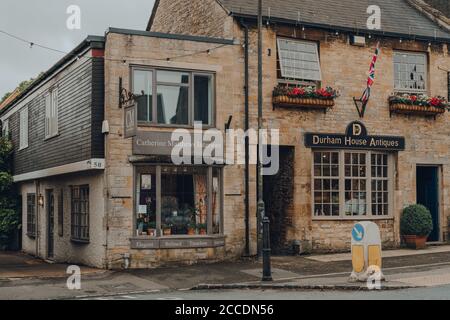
<box><xmin>136</xmin><ymin>169</ymin><xmax>157</xmax><ymax>237</ymax></box>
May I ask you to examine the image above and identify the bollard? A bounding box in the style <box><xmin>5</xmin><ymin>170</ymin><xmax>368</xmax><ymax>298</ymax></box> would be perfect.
<box><xmin>349</xmin><ymin>222</ymin><xmax>385</xmax><ymax>282</ymax></box>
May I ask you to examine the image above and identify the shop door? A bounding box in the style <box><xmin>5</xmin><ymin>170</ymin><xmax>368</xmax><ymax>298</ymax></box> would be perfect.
<box><xmin>417</xmin><ymin>166</ymin><xmax>440</xmax><ymax>242</ymax></box>
<box><xmin>47</xmin><ymin>190</ymin><xmax>55</xmax><ymax>259</ymax></box>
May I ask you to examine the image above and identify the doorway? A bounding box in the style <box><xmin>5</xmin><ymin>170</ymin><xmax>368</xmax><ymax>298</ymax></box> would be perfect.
<box><xmin>263</xmin><ymin>146</ymin><xmax>295</xmax><ymax>254</ymax></box>
<box><xmin>416</xmin><ymin>166</ymin><xmax>440</xmax><ymax>242</ymax></box>
<box><xmin>47</xmin><ymin>190</ymin><xmax>55</xmax><ymax>259</ymax></box>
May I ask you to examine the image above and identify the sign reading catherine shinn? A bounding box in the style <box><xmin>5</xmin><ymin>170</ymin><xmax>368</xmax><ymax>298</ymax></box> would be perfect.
<box><xmin>305</xmin><ymin>121</ymin><xmax>405</xmax><ymax>151</ymax></box>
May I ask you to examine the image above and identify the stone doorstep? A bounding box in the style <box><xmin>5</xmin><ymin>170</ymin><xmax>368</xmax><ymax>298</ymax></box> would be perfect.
<box><xmin>306</xmin><ymin>245</ymin><xmax>450</xmax><ymax>262</ymax></box>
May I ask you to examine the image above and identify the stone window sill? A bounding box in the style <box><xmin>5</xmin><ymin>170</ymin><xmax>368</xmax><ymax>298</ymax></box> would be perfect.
<box><xmin>130</xmin><ymin>235</ymin><xmax>226</xmax><ymax>250</ymax></box>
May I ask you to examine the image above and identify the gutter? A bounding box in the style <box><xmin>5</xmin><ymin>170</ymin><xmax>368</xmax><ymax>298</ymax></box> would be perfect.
<box><xmin>232</xmin><ymin>13</ymin><xmax>450</xmax><ymax>43</ymax></box>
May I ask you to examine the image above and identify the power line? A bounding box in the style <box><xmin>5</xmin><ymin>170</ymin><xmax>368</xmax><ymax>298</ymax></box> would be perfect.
<box><xmin>0</xmin><ymin>29</ymin><xmax>68</xmax><ymax>55</ymax></box>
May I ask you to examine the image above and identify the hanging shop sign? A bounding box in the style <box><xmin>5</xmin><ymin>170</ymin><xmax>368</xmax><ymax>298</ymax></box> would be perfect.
<box><xmin>305</xmin><ymin>121</ymin><xmax>405</xmax><ymax>151</ymax></box>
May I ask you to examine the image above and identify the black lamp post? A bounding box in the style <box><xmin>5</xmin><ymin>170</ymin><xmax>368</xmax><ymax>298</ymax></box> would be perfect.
<box><xmin>257</xmin><ymin>0</ymin><xmax>272</xmax><ymax>282</ymax></box>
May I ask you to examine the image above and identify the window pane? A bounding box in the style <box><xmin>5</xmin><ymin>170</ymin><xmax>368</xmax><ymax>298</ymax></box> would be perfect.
<box><xmin>157</xmin><ymin>71</ymin><xmax>189</xmax><ymax>84</ymax></box>
<box><xmin>277</xmin><ymin>38</ymin><xmax>322</xmax><ymax>81</ymax></box>
<box><xmin>133</xmin><ymin>70</ymin><xmax>153</xmax><ymax>122</ymax></box>
<box><xmin>194</xmin><ymin>75</ymin><xmax>213</xmax><ymax>125</ymax></box>
<box><xmin>136</xmin><ymin>170</ymin><xmax>157</xmax><ymax>237</ymax></box>
<box><xmin>313</xmin><ymin>152</ymin><xmax>340</xmax><ymax>217</ymax></box>
<box><xmin>371</xmin><ymin>153</ymin><xmax>390</xmax><ymax>216</ymax></box>
<box><xmin>157</xmin><ymin>85</ymin><xmax>189</xmax><ymax>125</ymax></box>
<box><xmin>161</xmin><ymin>167</ymin><xmax>208</xmax><ymax>236</ymax></box>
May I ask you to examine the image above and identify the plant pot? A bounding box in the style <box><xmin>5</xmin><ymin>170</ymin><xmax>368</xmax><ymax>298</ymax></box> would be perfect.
<box><xmin>390</xmin><ymin>103</ymin><xmax>446</xmax><ymax>117</ymax></box>
<box><xmin>187</xmin><ymin>228</ymin><xmax>197</xmax><ymax>236</ymax></box>
<box><xmin>163</xmin><ymin>228</ymin><xmax>172</xmax><ymax>236</ymax></box>
<box><xmin>403</xmin><ymin>235</ymin><xmax>428</xmax><ymax>250</ymax></box>
<box><xmin>273</xmin><ymin>95</ymin><xmax>335</xmax><ymax>110</ymax></box>
<box><xmin>147</xmin><ymin>228</ymin><xmax>157</xmax><ymax>237</ymax></box>
<box><xmin>199</xmin><ymin>228</ymin><xmax>207</xmax><ymax>235</ymax></box>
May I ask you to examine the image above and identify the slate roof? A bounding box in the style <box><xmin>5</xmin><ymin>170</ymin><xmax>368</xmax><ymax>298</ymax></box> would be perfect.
<box><xmin>218</xmin><ymin>0</ymin><xmax>450</xmax><ymax>40</ymax></box>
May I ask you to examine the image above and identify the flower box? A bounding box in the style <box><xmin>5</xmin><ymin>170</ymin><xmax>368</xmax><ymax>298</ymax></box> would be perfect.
<box><xmin>272</xmin><ymin>85</ymin><xmax>338</xmax><ymax>111</ymax></box>
<box><xmin>389</xmin><ymin>94</ymin><xmax>449</xmax><ymax>117</ymax></box>
<box><xmin>273</xmin><ymin>95</ymin><xmax>335</xmax><ymax>109</ymax></box>
<box><xmin>389</xmin><ymin>103</ymin><xmax>446</xmax><ymax>116</ymax></box>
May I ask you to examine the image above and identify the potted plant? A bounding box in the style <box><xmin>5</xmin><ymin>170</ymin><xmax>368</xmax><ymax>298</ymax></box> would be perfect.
<box><xmin>400</xmin><ymin>204</ymin><xmax>433</xmax><ymax>249</ymax></box>
<box><xmin>197</xmin><ymin>223</ymin><xmax>207</xmax><ymax>235</ymax></box>
<box><xmin>187</xmin><ymin>222</ymin><xmax>197</xmax><ymax>236</ymax></box>
<box><xmin>162</xmin><ymin>224</ymin><xmax>173</xmax><ymax>236</ymax></box>
<box><xmin>147</xmin><ymin>221</ymin><xmax>157</xmax><ymax>237</ymax></box>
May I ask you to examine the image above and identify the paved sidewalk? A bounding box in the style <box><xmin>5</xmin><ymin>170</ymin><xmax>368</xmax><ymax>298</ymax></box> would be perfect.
<box><xmin>307</xmin><ymin>245</ymin><xmax>450</xmax><ymax>262</ymax></box>
<box><xmin>3</xmin><ymin>248</ymin><xmax>450</xmax><ymax>299</ymax></box>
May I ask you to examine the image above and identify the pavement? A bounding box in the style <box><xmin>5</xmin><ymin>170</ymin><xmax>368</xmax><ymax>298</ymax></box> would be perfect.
<box><xmin>2</xmin><ymin>246</ymin><xmax>450</xmax><ymax>299</ymax></box>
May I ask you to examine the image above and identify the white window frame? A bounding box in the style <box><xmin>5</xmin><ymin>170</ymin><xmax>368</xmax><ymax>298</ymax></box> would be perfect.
<box><xmin>311</xmin><ymin>150</ymin><xmax>395</xmax><ymax>221</ymax></box>
<box><xmin>277</xmin><ymin>37</ymin><xmax>322</xmax><ymax>82</ymax></box>
<box><xmin>19</xmin><ymin>107</ymin><xmax>29</xmax><ymax>150</ymax></box>
<box><xmin>1</xmin><ymin>118</ymin><xmax>9</xmax><ymax>138</ymax></box>
<box><xmin>393</xmin><ymin>51</ymin><xmax>428</xmax><ymax>94</ymax></box>
<box><xmin>45</xmin><ymin>88</ymin><xmax>59</xmax><ymax>139</ymax></box>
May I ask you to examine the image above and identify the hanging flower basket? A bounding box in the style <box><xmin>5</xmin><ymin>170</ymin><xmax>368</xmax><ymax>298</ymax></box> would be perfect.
<box><xmin>389</xmin><ymin>94</ymin><xmax>449</xmax><ymax>117</ymax></box>
<box><xmin>273</xmin><ymin>85</ymin><xmax>338</xmax><ymax>111</ymax></box>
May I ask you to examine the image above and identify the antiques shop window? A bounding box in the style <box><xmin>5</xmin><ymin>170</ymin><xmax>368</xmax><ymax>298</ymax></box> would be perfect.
<box><xmin>132</xmin><ymin>68</ymin><xmax>214</xmax><ymax>127</ymax></box>
<box><xmin>135</xmin><ymin>166</ymin><xmax>222</xmax><ymax>237</ymax></box>
<box><xmin>313</xmin><ymin>150</ymin><xmax>393</xmax><ymax>219</ymax></box>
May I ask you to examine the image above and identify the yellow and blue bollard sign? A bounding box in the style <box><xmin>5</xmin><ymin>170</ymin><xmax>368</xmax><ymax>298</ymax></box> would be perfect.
<box><xmin>349</xmin><ymin>222</ymin><xmax>385</xmax><ymax>282</ymax></box>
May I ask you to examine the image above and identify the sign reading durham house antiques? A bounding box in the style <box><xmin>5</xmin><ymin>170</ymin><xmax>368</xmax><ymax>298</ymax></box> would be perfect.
<box><xmin>305</xmin><ymin>121</ymin><xmax>405</xmax><ymax>151</ymax></box>
<box><xmin>124</xmin><ymin>103</ymin><xmax>137</xmax><ymax>138</ymax></box>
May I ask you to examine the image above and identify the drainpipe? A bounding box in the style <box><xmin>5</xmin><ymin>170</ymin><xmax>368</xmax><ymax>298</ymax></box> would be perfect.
<box><xmin>241</xmin><ymin>19</ymin><xmax>251</xmax><ymax>257</ymax></box>
<box><xmin>35</xmin><ymin>180</ymin><xmax>39</xmax><ymax>258</ymax></box>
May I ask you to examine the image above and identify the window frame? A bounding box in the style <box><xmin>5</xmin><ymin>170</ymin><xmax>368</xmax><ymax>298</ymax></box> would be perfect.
<box><xmin>393</xmin><ymin>50</ymin><xmax>428</xmax><ymax>94</ymax></box>
<box><xmin>1</xmin><ymin>118</ymin><xmax>9</xmax><ymax>139</ymax></box>
<box><xmin>26</xmin><ymin>193</ymin><xmax>36</xmax><ymax>238</ymax></box>
<box><xmin>311</xmin><ymin>150</ymin><xmax>395</xmax><ymax>221</ymax></box>
<box><xmin>276</xmin><ymin>37</ymin><xmax>322</xmax><ymax>85</ymax></box>
<box><xmin>70</xmin><ymin>185</ymin><xmax>90</xmax><ymax>243</ymax></box>
<box><xmin>19</xmin><ymin>107</ymin><xmax>29</xmax><ymax>151</ymax></box>
<box><xmin>131</xmin><ymin>66</ymin><xmax>216</xmax><ymax>128</ymax></box>
<box><xmin>133</xmin><ymin>165</ymin><xmax>224</xmax><ymax>238</ymax></box>
<box><xmin>45</xmin><ymin>87</ymin><xmax>59</xmax><ymax>140</ymax></box>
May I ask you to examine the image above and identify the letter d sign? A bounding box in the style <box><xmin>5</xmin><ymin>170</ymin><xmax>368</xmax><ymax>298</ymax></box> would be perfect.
<box><xmin>353</xmin><ymin>124</ymin><xmax>362</xmax><ymax>136</ymax></box>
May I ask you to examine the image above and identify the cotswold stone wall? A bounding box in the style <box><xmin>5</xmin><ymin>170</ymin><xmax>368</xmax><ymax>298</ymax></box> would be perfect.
<box><xmin>248</xmin><ymin>25</ymin><xmax>450</xmax><ymax>252</ymax></box>
<box><xmin>104</xmin><ymin>31</ymin><xmax>256</xmax><ymax>268</ymax></box>
<box><xmin>149</xmin><ymin>0</ymin><xmax>235</xmax><ymax>39</ymax></box>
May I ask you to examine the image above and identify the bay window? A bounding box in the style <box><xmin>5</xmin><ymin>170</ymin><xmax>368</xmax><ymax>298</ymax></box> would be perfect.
<box><xmin>135</xmin><ymin>166</ymin><xmax>222</xmax><ymax>237</ymax></box>
<box><xmin>132</xmin><ymin>68</ymin><xmax>214</xmax><ymax>127</ymax></box>
<box><xmin>313</xmin><ymin>150</ymin><xmax>393</xmax><ymax>219</ymax></box>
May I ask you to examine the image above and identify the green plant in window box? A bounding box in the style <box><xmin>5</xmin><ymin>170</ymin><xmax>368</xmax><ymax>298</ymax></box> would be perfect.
<box><xmin>197</xmin><ymin>223</ymin><xmax>207</xmax><ymax>235</ymax></box>
<box><xmin>162</xmin><ymin>223</ymin><xmax>173</xmax><ymax>236</ymax></box>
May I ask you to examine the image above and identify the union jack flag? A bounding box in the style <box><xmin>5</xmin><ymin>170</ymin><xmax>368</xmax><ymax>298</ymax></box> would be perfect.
<box><xmin>361</xmin><ymin>42</ymin><xmax>380</xmax><ymax>103</ymax></box>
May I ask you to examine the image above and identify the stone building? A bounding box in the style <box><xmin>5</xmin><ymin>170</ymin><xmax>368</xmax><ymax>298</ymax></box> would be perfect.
<box><xmin>1</xmin><ymin>0</ymin><xmax>450</xmax><ymax>268</ymax></box>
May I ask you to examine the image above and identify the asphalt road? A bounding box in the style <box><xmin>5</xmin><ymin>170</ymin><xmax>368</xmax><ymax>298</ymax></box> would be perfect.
<box><xmin>84</xmin><ymin>285</ymin><xmax>450</xmax><ymax>300</ymax></box>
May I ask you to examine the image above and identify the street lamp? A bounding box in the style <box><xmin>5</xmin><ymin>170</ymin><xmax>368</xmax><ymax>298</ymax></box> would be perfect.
<box><xmin>257</xmin><ymin>0</ymin><xmax>272</xmax><ymax>282</ymax></box>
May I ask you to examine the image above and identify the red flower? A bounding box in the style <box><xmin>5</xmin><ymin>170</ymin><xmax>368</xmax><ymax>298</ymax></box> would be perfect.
<box><xmin>291</xmin><ymin>87</ymin><xmax>305</xmax><ymax>96</ymax></box>
<box><xmin>429</xmin><ymin>97</ymin><xmax>442</xmax><ymax>107</ymax></box>
<box><xmin>410</xmin><ymin>95</ymin><xmax>417</xmax><ymax>103</ymax></box>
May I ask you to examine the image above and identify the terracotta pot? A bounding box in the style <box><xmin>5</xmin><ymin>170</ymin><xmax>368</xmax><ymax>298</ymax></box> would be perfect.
<box><xmin>403</xmin><ymin>235</ymin><xmax>428</xmax><ymax>250</ymax></box>
<box><xmin>199</xmin><ymin>229</ymin><xmax>207</xmax><ymax>235</ymax></box>
<box><xmin>187</xmin><ymin>228</ymin><xmax>197</xmax><ymax>236</ymax></box>
<box><xmin>163</xmin><ymin>228</ymin><xmax>172</xmax><ymax>236</ymax></box>
<box><xmin>147</xmin><ymin>228</ymin><xmax>157</xmax><ymax>237</ymax></box>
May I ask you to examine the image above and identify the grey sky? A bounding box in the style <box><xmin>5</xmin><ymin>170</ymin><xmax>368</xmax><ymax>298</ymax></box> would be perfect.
<box><xmin>0</xmin><ymin>0</ymin><xmax>155</xmax><ymax>96</ymax></box>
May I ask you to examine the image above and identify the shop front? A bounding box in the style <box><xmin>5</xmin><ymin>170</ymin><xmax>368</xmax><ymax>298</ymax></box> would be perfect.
<box><xmin>128</xmin><ymin>131</ymin><xmax>225</xmax><ymax>253</ymax></box>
